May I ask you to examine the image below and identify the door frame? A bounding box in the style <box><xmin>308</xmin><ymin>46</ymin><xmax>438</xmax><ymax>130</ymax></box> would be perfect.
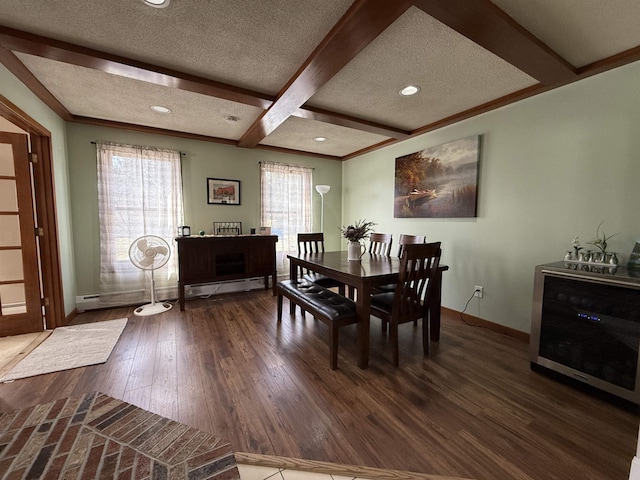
<box><xmin>0</xmin><ymin>93</ymin><xmax>65</xmax><ymax>329</ymax></box>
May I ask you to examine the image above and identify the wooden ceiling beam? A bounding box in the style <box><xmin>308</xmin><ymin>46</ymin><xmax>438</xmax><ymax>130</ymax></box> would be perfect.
<box><xmin>293</xmin><ymin>107</ymin><xmax>411</xmax><ymax>140</ymax></box>
<box><xmin>412</xmin><ymin>0</ymin><xmax>576</xmax><ymax>85</ymax></box>
<box><xmin>0</xmin><ymin>45</ymin><xmax>72</xmax><ymax>121</ymax></box>
<box><xmin>0</xmin><ymin>25</ymin><xmax>412</xmax><ymax>142</ymax></box>
<box><xmin>237</xmin><ymin>0</ymin><xmax>414</xmax><ymax>148</ymax></box>
<box><xmin>0</xmin><ymin>26</ymin><xmax>274</xmax><ymax>110</ymax></box>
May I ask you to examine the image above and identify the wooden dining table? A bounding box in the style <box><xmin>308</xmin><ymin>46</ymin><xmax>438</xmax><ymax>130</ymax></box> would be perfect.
<box><xmin>287</xmin><ymin>251</ymin><xmax>448</xmax><ymax>369</ymax></box>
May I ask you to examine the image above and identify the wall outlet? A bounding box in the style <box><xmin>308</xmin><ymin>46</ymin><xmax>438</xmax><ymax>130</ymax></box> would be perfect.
<box><xmin>474</xmin><ymin>285</ymin><xmax>484</xmax><ymax>298</ymax></box>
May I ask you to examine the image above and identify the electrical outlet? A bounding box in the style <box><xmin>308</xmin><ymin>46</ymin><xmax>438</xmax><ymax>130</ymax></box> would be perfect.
<box><xmin>474</xmin><ymin>285</ymin><xmax>484</xmax><ymax>298</ymax></box>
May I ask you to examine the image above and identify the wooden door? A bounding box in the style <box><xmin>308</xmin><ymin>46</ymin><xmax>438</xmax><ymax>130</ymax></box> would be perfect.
<box><xmin>0</xmin><ymin>132</ymin><xmax>43</xmax><ymax>335</ymax></box>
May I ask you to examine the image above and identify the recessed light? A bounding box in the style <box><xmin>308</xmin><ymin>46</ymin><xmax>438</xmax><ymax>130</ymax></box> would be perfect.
<box><xmin>150</xmin><ymin>105</ymin><xmax>171</xmax><ymax>114</ymax></box>
<box><xmin>314</xmin><ymin>137</ymin><xmax>327</xmax><ymax>142</ymax></box>
<box><xmin>399</xmin><ymin>85</ymin><xmax>420</xmax><ymax>96</ymax></box>
<box><xmin>142</xmin><ymin>0</ymin><xmax>170</xmax><ymax>8</ymax></box>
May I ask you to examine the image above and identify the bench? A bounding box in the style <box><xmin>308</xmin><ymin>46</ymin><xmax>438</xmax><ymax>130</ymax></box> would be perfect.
<box><xmin>276</xmin><ymin>280</ymin><xmax>358</xmax><ymax>369</ymax></box>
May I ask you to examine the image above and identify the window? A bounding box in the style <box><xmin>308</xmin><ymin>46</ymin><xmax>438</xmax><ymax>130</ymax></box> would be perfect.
<box><xmin>96</xmin><ymin>142</ymin><xmax>183</xmax><ymax>305</ymax></box>
<box><xmin>260</xmin><ymin>161</ymin><xmax>312</xmax><ymax>272</ymax></box>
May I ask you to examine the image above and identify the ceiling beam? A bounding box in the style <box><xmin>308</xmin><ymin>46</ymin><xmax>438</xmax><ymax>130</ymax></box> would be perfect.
<box><xmin>237</xmin><ymin>0</ymin><xmax>414</xmax><ymax>148</ymax></box>
<box><xmin>412</xmin><ymin>0</ymin><xmax>576</xmax><ymax>85</ymax></box>
<box><xmin>293</xmin><ymin>107</ymin><xmax>410</xmax><ymax>140</ymax></box>
<box><xmin>0</xmin><ymin>26</ymin><xmax>274</xmax><ymax>110</ymax></box>
<box><xmin>0</xmin><ymin>45</ymin><xmax>72</xmax><ymax>121</ymax></box>
<box><xmin>0</xmin><ymin>25</ymin><xmax>412</xmax><ymax>141</ymax></box>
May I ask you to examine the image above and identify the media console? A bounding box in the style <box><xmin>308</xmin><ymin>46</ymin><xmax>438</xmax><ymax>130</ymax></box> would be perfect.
<box><xmin>175</xmin><ymin>235</ymin><xmax>278</xmax><ymax>310</ymax></box>
<box><xmin>530</xmin><ymin>261</ymin><xmax>640</xmax><ymax>404</ymax></box>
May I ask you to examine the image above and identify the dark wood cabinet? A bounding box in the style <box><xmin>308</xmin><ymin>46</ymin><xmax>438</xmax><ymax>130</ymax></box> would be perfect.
<box><xmin>175</xmin><ymin>235</ymin><xmax>278</xmax><ymax>310</ymax></box>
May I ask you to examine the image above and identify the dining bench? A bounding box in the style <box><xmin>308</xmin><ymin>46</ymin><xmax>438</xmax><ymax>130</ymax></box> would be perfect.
<box><xmin>276</xmin><ymin>280</ymin><xmax>359</xmax><ymax>369</ymax></box>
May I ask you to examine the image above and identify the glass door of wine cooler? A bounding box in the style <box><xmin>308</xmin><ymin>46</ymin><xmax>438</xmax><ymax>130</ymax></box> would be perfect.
<box><xmin>531</xmin><ymin>262</ymin><xmax>640</xmax><ymax>404</ymax></box>
<box><xmin>539</xmin><ymin>275</ymin><xmax>640</xmax><ymax>391</ymax></box>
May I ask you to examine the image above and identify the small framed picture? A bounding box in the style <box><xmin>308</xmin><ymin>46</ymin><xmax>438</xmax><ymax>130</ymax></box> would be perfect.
<box><xmin>207</xmin><ymin>178</ymin><xmax>240</xmax><ymax>205</ymax></box>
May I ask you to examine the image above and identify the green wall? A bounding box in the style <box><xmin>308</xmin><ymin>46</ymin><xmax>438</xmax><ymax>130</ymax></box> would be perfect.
<box><xmin>0</xmin><ymin>64</ymin><xmax>76</xmax><ymax>316</ymax></box>
<box><xmin>342</xmin><ymin>60</ymin><xmax>640</xmax><ymax>333</ymax></box>
<box><xmin>66</xmin><ymin>124</ymin><xmax>343</xmax><ymax>296</ymax></box>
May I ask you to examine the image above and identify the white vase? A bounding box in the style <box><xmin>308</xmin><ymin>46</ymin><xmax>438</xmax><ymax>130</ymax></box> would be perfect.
<box><xmin>347</xmin><ymin>241</ymin><xmax>365</xmax><ymax>261</ymax></box>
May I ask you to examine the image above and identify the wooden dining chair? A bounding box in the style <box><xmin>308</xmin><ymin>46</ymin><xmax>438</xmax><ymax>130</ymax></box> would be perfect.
<box><xmin>374</xmin><ymin>234</ymin><xmax>426</xmax><ymax>298</ymax></box>
<box><xmin>369</xmin><ymin>242</ymin><xmax>441</xmax><ymax>366</ymax></box>
<box><xmin>297</xmin><ymin>233</ymin><xmax>345</xmax><ymax>295</ymax></box>
<box><xmin>368</xmin><ymin>233</ymin><xmax>393</xmax><ymax>256</ymax></box>
<box><xmin>396</xmin><ymin>233</ymin><xmax>425</xmax><ymax>257</ymax></box>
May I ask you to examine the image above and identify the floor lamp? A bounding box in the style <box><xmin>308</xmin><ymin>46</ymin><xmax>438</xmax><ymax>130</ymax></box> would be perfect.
<box><xmin>315</xmin><ymin>185</ymin><xmax>330</xmax><ymax>233</ymax></box>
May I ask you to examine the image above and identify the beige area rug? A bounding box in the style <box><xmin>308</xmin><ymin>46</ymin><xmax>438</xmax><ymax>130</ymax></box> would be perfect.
<box><xmin>0</xmin><ymin>318</ymin><xmax>127</xmax><ymax>382</ymax></box>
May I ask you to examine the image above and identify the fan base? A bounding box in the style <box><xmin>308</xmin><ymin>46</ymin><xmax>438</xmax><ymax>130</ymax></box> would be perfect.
<box><xmin>134</xmin><ymin>302</ymin><xmax>173</xmax><ymax>316</ymax></box>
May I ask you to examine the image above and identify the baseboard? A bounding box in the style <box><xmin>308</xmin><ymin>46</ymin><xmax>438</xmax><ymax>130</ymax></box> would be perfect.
<box><xmin>442</xmin><ymin>306</ymin><xmax>530</xmax><ymax>343</ymax></box>
<box><xmin>62</xmin><ymin>308</ymin><xmax>77</xmax><ymax>327</ymax></box>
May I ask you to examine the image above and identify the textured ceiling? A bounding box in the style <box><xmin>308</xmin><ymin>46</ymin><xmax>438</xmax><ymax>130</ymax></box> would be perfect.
<box><xmin>0</xmin><ymin>0</ymin><xmax>639</xmax><ymax>161</ymax></box>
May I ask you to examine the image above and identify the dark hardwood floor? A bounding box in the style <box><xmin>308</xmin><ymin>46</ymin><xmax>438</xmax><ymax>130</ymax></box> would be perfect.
<box><xmin>0</xmin><ymin>289</ymin><xmax>637</xmax><ymax>480</ymax></box>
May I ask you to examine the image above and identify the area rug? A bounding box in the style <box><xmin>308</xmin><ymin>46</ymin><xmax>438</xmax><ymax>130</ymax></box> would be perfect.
<box><xmin>0</xmin><ymin>318</ymin><xmax>128</xmax><ymax>382</ymax></box>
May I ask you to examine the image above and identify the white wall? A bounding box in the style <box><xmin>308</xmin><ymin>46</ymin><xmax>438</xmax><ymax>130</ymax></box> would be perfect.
<box><xmin>0</xmin><ymin>64</ymin><xmax>77</xmax><ymax>317</ymax></box>
<box><xmin>342</xmin><ymin>61</ymin><xmax>640</xmax><ymax>333</ymax></box>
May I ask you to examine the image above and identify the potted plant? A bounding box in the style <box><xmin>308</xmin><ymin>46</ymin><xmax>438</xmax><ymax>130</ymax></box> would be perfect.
<box><xmin>340</xmin><ymin>219</ymin><xmax>376</xmax><ymax>261</ymax></box>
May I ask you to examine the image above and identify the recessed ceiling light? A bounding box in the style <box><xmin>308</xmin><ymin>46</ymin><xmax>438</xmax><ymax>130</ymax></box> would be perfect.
<box><xmin>399</xmin><ymin>85</ymin><xmax>420</xmax><ymax>96</ymax></box>
<box><xmin>142</xmin><ymin>0</ymin><xmax>170</xmax><ymax>8</ymax></box>
<box><xmin>314</xmin><ymin>137</ymin><xmax>327</xmax><ymax>142</ymax></box>
<box><xmin>150</xmin><ymin>105</ymin><xmax>171</xmax><ymax>114</ymax></box>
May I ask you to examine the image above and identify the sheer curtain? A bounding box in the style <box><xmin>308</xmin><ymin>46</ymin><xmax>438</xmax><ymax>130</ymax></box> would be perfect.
<box><xmin>260</xmin><ymin>161</ymin><xmax>312</xmax><ymax>273</ymax></box>
<box><xmin>96</xmin><ymin>141</ymin><xmax>183</xmax><ymax>306</ymax></box>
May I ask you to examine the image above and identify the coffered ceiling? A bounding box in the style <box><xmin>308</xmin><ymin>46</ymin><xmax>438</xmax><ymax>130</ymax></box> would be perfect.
<box><xmin>0</xmin><ymin>0</ymin><xmax>639</xmax><ymax>160</ymax></box>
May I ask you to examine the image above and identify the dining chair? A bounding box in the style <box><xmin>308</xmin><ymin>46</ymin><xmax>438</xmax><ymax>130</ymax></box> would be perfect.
<box><xmin>297</xmin><ymin>233</ymin><xmax>345</xmax><ymax>295</ymax></box>
<box><xmin>396</xmin><ymin>233</ymin><xmax>425</xmax><ymax>257</ymax></box>
<box><xmin>374</xmin><ymin>233</ymin><xmax>426</xmax><ymax>298</ymax></box>
<box><xmin>369</xmin><ymin>242</ymin><xmax>442</xmax><ymax>366</ymax></box>
<box><xmin>368</xmin><ymin>233</ymin><xmax>393</xmax><ymax>256</ymax></box>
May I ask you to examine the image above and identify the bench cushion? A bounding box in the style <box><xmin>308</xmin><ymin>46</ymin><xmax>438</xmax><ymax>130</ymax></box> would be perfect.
<box><xmin>302</xmin><ymin>272</ymin><xmax>343</xmax><ymax>289</ymax></box>
<box><xmin>277</xmin><ymin>280</ymin><xmax>356</xmax><ymax>322</ymax></box>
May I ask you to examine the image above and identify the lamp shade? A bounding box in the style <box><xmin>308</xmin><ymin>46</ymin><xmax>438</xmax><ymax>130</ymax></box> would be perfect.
<box><xmin>315</xmin><ymin>185</ymin><xmax>330</xmax><ymax>195</ymax></box>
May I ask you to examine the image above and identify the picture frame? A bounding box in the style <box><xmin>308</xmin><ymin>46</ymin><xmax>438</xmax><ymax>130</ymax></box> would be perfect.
<box><xmin>207</xmin><ymin>178</ymin><xmax>240</xmax><ymax>205</ymax></box>
<box><xmin>393</xmin><ymin>135</ymin><xmax>481</xmax><ymax>218</ymax></box>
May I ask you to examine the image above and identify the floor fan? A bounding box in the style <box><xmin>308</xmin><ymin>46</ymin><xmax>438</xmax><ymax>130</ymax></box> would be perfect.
<box><xmin>128</xmin><ymin>235</ymin><xmax>173</xmax><ymax>316</ymax></box>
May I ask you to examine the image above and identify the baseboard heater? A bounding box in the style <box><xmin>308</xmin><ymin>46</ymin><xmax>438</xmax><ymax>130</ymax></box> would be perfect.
<box><xmin>76</xmin><ymin>278</ymin><xmax>266</xmax><ymax>312</ymax></box>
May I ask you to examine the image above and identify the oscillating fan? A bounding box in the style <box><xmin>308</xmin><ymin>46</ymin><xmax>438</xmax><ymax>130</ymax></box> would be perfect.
<box><xmin>128</xmin><ymin>235</ymin><xmax>173</xmax><ymax>316</ymax></box>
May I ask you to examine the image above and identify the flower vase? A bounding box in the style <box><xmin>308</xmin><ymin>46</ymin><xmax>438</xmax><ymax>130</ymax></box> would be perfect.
<box><xmin>347</xmin><ymin>241</ymin><xmax>365</xmax><ymax>261</ymax></box>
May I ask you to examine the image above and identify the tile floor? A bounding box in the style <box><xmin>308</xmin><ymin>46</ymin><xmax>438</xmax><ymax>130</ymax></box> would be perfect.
<box><xmin>238</xmin><ymin>464</ymin><xmax>366</xmax><ymax>480</ymax></box>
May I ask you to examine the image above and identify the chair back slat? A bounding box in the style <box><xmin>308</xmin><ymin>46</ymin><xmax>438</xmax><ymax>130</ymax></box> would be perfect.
<box><xmin>369</xmin><ymin>233</ymin><xmax>393</xmax><ymax>256</ymax></box>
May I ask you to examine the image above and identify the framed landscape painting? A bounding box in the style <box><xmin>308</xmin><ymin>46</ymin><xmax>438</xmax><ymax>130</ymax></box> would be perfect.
<box><xmin>207</xmin><ymin>178</ymin><xmax>240</xmax><ymax>205</ymax></box>
<box><xmin>394</xmin><ymin>135</ymin><xmax>481</xmax><ymax>218</ymax></box>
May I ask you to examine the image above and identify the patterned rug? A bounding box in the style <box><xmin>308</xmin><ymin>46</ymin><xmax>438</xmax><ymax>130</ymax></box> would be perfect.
<box><xmin>0</xmin><ymin>391</ymin><xmax>240</xmax><ymax>479</ymax></box>
<box><xmin>0</xmin><ymin>319</ymin><xmax>128</xmax><ymax>382</ymax></box>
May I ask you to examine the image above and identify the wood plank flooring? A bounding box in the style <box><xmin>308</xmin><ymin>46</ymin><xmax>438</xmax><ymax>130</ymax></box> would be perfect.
<box><xmin>0</xmin><ymin>290</ymin><xmax>637</xmax><ymax>480</ymax></box>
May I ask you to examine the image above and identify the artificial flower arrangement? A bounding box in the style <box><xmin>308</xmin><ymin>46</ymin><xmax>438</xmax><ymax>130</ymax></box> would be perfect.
<box><xmin>567</xmin><ymin>221</ymin><xmax>620</xmax><ymax>264</ymax></box>
<box><xmin>340</xmin><ymin>219</ymin><xmax>376</xmax><ymax>242</ymax></box>
<box><xmin>587</xmin><ymin>220</ymin><xmax>619</xmax><ymax>253</ymax></box>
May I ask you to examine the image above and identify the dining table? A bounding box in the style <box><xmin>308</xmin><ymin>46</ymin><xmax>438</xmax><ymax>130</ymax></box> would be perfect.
<box><xmin>287</xmin><ymin>251</ymin><xmax>448</xmax><ymax>369</ymax></box>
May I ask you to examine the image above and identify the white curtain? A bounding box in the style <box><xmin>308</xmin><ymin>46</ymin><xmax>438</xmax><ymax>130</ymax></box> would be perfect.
<box><xmin>260</xmin><ymin>161</ymin><xmax>312</xmax><ymax>273</ymax></box>
<box><xmin>96</xmin><ymin>141</ymin><xmax>183</xmax><ymax>306</ymax></box>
